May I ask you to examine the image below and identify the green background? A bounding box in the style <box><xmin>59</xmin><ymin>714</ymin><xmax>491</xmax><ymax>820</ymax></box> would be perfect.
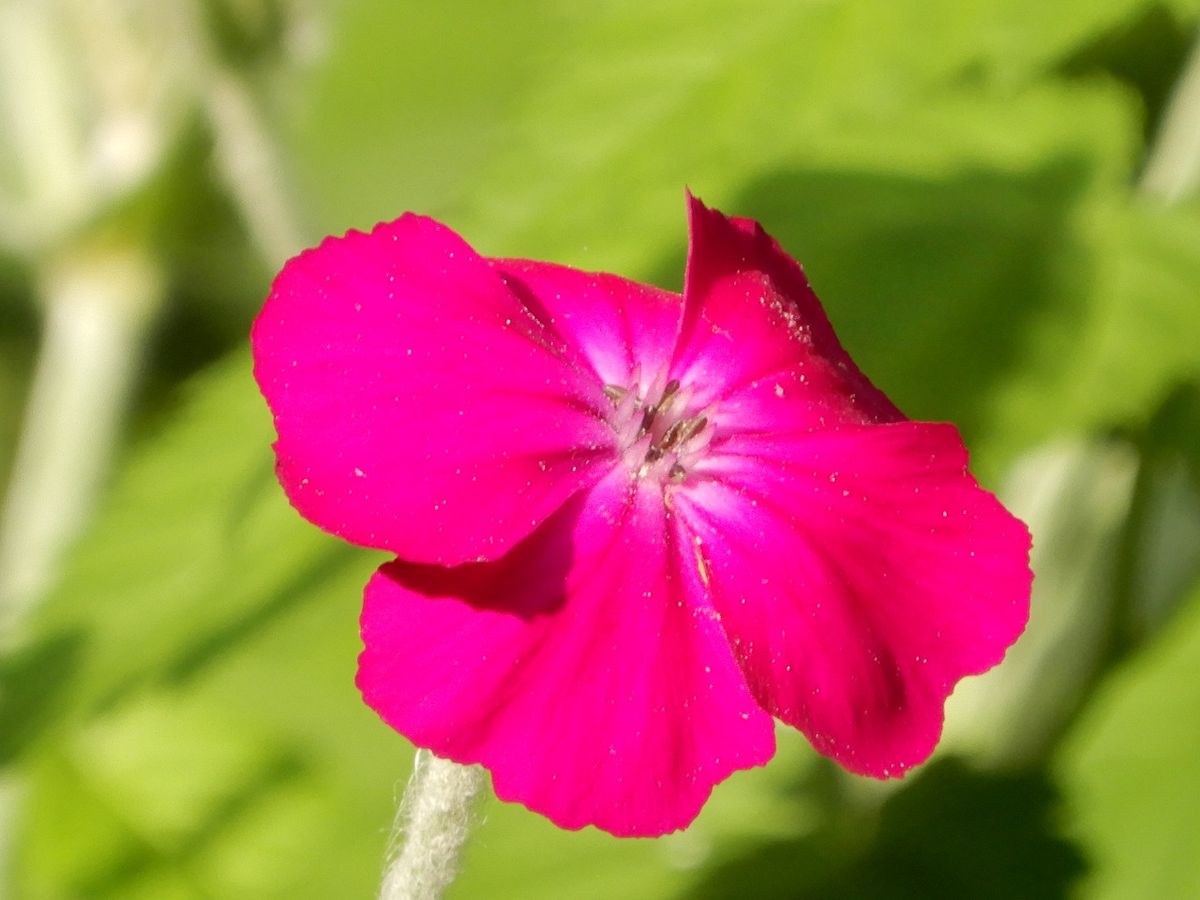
<box><xmin>3</xmin><ymin>1</ymin><xmax>1200</xmax><ymax>897</ymax></box>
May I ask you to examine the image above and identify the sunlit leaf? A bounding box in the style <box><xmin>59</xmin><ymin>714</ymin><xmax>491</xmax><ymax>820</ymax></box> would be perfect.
<box><xmin>1061</xmin><ymin>581</ymin><xmax>1200</xmax><ymax>900</ymax></box>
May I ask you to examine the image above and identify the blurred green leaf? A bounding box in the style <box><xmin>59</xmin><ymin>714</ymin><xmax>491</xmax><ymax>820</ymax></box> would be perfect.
<box><xmin>984</xmin><ymin>203</ymin><xmax>1200</xmax><ymax>468</ymax></box>
<box><xmin>285</xmin><ymin>0</ymin><xmax>559</xmax><ymax>229</ymax></box>
<box><xmin>1059</xmin><ymin>1</ymin><xmax>1197</xmax><ymax>146</ymax></box>
<box><xmin>1060</xmin><ymin>580</ymin><xmax>1200</xmax><ymax>900</ymax></box>
<box><xmin>456</xmin><ymin>0</ymin><xmax>1151</xmax><ymax>269</ymax></box>
<box><xmin>21</xmin><ymin>352</ymin><xmax>363</xmax><ymax>722</ymax></box>
<box><xmin>22</xmin><ymin>692</ymin><xmax>306</xmax><ymax>898</ymax></box>
<box><xmin>724</xmin><ymin>83</ymin><xmax>1131</xmax><ymax>473</ymax></box>
<box><xmin>12</xmin><ymin>0</ymin><xmax>1200</xmax><ymax>897</ymax></box>
<box><xmin>685</xmin><ymin>758</ymin><xmax>1085</xmax><ymax>899</ymax></box>
<box><xmin>1112</xmin><ymin>381</ymin><xmax>1200</xmax><ymax>647</ymax></box>
<box><xmin>451</xmin><ymin>728</ymin><xmax>819</xmax><ymax>900</ymax></box>
<box><xmin>10</xmin><ymin>353</ymin><xmax>398</xmax><ymax>899</ymax></box>
<box><xmin>287</xmin><ymin>0</ymin><xmax>1161</xmax><ymax>258</ymax></box>
<box><xmin>288</xmin><ymin>0</ymin><xmax>1200</xmax><ymax>482</ymax></box>
<box><xmin>0</xmin><ymin>630</ymin><xmax>84</xmax><ymax>765</ymax></box>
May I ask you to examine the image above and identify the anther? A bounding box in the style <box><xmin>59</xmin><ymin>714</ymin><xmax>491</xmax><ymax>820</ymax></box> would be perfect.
<box><xmin>607</xmin><ymin>374</ymin><xmax>714</xmax><ymax>482</ymax></box>
<box><xmin>660</xmin><ymin>419</ymin><xmax>687</xmax><ymax>450</ymax></box>
<box><xmin>660</xmin><ymin>415</ymin><xmax>707</xmax><ymax>451</ymax></box>
<box><xmin>603</xmin><ymin>384</ymin><xmax>628</xmax><ymax>406</ymax></box>
<box><xmin>638</xmin><ymin>408</ymin><xmax>656</xmax><ymax>437</ymax></box>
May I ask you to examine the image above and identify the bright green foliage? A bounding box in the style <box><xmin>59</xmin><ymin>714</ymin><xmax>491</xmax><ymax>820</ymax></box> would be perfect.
<box><xmin>1064</xmin><ymin>582</ymin><xmax>1200</xmax><ymax>900</ymax></box>
<box><xmin>4</xmin><ymin>0</ymin><xmax>1200</xmax><ymax>897</ymax></box>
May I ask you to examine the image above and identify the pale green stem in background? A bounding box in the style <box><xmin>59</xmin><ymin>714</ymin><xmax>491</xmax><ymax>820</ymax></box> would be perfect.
<box><xmin>0</xmin><ymin>4</ymin><xmax>172</xmax><ymax>890</ymax></box>
<box><xmin>941</xmin><ymin>440</ymin><xmax>1140</xmax><ymax>766</ymax></box>
<box><xmin>1139</xmin><ymin>26</ymin><xmax>1200</xmax><ymax>201</ymax></box>
<box><xmin>380</xmin><ymin>751</ymin><xmax>486</xmax><ymax>900</ymax></box>
<box><xmin>0</xmin><ymin>2</ymin><xmax>310</xmax><ymax>893</ymax></box>
<box><xmin>0</xmin><ymin>0</ymin><xmax>189</xmax><ymax>637</ymax></box>
<box><xmin>0</xmin><ymin>0</ymin><xmax>309</xmax><ymax>634</ymax></box>
<box><xmin>0</xmin><ymin>242</ymin><xmax>162</xmax><ymax>896</ymax></box>
<box><xmin>0</xmin><ymin>243</ymin><xmax>163</xmax><ymax>643</ymax></box>
<box><xmin>0</xmin><ymin>1</ymin><xmax>89</xmax><ymax>249</ymax></box>
<box><xmin>202</xmin><ymin>65</ymin><xmax>309</xmax><ymax>266</ymax></box>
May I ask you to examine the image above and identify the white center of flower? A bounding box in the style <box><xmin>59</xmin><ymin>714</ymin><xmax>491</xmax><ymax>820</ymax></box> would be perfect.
<box><xmin>604</xmin><ymin>372</ymin><xmax>715</xmax><ymax>482</ymax></box>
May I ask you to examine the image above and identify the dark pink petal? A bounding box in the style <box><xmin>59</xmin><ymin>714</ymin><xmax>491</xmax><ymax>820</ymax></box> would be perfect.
<box><xmin>357</xmin><ymin>470</ymin><xmax>775</xmax><ymax>836</ymax></box>
<box><xmin>252</xmin><ymin>215</ymin><xmax>616</xmax><ymax>565</ymax></box>
<box><xmin>671</xmin><ymin>192</ymin><xmax>903</xmax><ymax>431</ymax></box>
<box><xmin>672</xmin><ymin>421</ymin><xmax>1031</xmax><ymax>777</ymax></box>
<box><xmin>493</xmin><ymin>259</ymin><xmax>684</xmax><ymax>393</ymax></box>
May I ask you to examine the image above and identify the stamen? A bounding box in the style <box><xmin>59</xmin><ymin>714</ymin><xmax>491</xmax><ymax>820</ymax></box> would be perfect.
<box><xmin>659</xmin><ymin>419</ymin><xmax>686</xmax><ymax>450</ymax></box>
<box><xmin>636</xmin><ymin>379</ymin><xmax>684</xmax><ymax>437</ymax></box>
<box><xmin>605</xmin><ymin>374</ymin><xmax>715</xmax><ymax>483</ymax></box>
<box><xmin>638</xmin><ymin>407</ymin><xmax>656</xmax><ymax>437</ymax></box>
<box><xmin>603</xmin><ymin>384</ymin><xmax>627</xmax><ymax>406</ymax></box>
<box><xmin>660</xmin><ymin>415</ymin><xmax>707</xmax><ymax>452</ymax></box>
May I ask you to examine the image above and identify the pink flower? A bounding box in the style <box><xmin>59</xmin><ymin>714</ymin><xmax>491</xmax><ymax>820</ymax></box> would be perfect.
<box><xmin>252</xmin><ymin>193</ymin><xmax>1031</xmax><ymax>837</ymax></box>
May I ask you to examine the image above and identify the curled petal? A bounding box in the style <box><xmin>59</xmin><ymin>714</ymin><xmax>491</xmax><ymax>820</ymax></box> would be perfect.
<box><xmin>252</xmin><ymin>215</ymin><xmax>614</xmax><ymax>565</ymax></box>
<box><xmin>357</xmin><ymin>470</ymin><xmax>775</xmax><ymax>836</ymax></box>
<box><xmin>673</xmin><ymin>422</ymin><xmax>1031</xmax><ymax>776</ymax></box>
<box><xmin>671</xmin><ymin>192</ymin><xmax>902</xmax><ymax>429</ymax></box>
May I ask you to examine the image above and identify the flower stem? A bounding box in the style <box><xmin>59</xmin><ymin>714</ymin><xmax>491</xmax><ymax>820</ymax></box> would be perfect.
<box><xmin>379</xmin><ymin>750</ymin><xmax>486</xmax><ymax>900</ymax></box>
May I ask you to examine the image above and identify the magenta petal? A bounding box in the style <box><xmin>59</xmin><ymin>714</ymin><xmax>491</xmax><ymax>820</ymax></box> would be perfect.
<box><xmin>252</xmin><ymin>215</ymin><xmax>616</xmax><ymax>564</ymax></box>
<box><xmin>357</xmin><ymin>470</ymin><xmax>775</xmax><ymax>836</ymax></box>
<box><xmin>671</xmin><ymin>193</ymin><xmax>902</xmax><ymax>429</ymax></box>
<box><xmin>494</xmin><ymin>259</ymin><xmax>684</xmax><ymax>390</ymax></box>
<box><xmin>674</xmin><ymin>421</ymin><xmax>1031</xmax><ymax>777</ymax></box>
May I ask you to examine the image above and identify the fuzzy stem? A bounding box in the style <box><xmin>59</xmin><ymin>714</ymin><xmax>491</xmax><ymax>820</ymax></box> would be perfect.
<box><xmin>379</xmin><ymin>750</ymin><xmax>486</xmax><ymax>900</ymax></box>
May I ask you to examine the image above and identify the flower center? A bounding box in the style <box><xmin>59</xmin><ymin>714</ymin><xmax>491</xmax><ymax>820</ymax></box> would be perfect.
<box><xmin>603</xmin><ymin>374</ymin><xmax>715</xmax><ymax>483</ymax></box>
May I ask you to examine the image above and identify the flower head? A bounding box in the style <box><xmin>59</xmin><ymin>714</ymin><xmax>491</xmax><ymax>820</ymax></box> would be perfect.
<box><xmin>251</xmin><ymin>193</ymin><xmax>1031</xmax><ymax>837</ymax></box>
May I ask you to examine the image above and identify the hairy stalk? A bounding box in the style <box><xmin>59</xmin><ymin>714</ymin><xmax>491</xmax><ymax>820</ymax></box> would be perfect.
<box><xmin>380</xmin><ymin>750</ymin><xmax>486</xmax><ymax>900</ymax></box>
